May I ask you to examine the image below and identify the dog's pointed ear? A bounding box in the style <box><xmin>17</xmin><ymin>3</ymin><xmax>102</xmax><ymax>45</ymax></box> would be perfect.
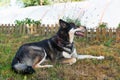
<box><xmin>59</xmin><ymin>19</ymin><xmax>68</xmax><ymax>28</ymax></box>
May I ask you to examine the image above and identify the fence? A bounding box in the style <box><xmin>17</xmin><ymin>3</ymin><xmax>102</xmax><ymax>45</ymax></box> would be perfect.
<box><xmin>0</xmin><ymin>24</ymin><xmax>59</xmax><ymax>36</ymax></box>
<box><xmin>0</xmin><ymin>24</ymin><xmax>120</xmax><ymax>43</ymax></box>
<box><xmin>85</xmin><ymin>28</ymin><xmax>120</xmax><ymax>43</ymax></box>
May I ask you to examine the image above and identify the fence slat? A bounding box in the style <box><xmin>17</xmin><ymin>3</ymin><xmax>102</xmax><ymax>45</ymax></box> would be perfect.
<box><xmin>116</xmin><ymin>28</ymin><xmax>120</xmax><ymax>42</ymax></box>
<box><xmin>109</xmin><ymin>28</ymin><xmax>113</xmax><ymax>39</ymax></box>
<box><xmin>96</xmin><ymin>28</ymin><xmax>100</xmax><ymax>41</ymax></box>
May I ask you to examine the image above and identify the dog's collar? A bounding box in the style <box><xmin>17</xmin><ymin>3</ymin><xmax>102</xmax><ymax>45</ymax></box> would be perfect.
<box><xmin>53</xmin><ymin>35</ymin><xmax>70</xmax><ymax>45</ymax></box>
<box><xmin>51</xmin><ymin>35</ymin><xmax>74</xmax><ymax>53</ymax></box>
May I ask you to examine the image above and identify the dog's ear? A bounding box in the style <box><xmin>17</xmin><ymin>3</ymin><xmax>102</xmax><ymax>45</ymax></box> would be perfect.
<box><xmin>59</xmin><ymin>19</ymin><xmax>68</xmax><ymax>28</ymax></box>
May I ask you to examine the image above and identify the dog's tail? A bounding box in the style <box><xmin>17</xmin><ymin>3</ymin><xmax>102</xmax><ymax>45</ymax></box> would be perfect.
<box><xmin>11</xmin><ymin>58</ymin><xmax>35</xmax><ymax>74</ymax></box>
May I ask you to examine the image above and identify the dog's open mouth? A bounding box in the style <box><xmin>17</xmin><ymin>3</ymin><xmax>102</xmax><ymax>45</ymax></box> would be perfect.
<box><xmin>75</xmin><ymin>31</ymin><xmax>84</xmax><ymax>37</ymax></box>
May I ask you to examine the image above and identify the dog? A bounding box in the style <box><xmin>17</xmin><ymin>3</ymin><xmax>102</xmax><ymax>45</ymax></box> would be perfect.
<box><xmin>11</xmin><ymin>19</ymin><xmax>104</xmax><ymax>74</ymax></box>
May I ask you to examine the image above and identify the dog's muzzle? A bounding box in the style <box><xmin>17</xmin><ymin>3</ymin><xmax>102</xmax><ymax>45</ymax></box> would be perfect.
<box><xmin>75</xmin><ymin>26</ymin><xmax>86</xmax><ymax>37</ymax></box>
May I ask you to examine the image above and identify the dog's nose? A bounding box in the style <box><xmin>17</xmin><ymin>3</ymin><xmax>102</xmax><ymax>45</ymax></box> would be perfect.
<box><xmin>83</xmin><ymin>26</ymin><xmax>86</xmax><ymax>29</ymax></box>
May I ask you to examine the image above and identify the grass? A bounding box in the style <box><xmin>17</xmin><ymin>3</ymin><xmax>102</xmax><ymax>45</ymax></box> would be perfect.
<box><xmin>0</xmin><ymin>33</ymin><xmax>120</xmax><ymax>80</ymax></box>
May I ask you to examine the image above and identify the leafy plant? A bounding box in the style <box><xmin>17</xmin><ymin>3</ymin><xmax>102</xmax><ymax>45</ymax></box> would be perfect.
<box><xmin>14</xmin><ymin>20</ymin><xmax>24</xmax><ymax>26</ymax></box>
<box><xmin>117</xmin><ymin>23</ymin><xmax>120</xmax><ymax>29</ymax></box>
<box><xmin>22</xmin><ymin>0</ymin><xmax>50</xmax><ymax>7</ymax></box>
<box><xmin>98</xmin><ymin>22</ymin><xmax>108</xmax><ymax>28</ymax></box>
<box><xmin>14</xmin><ymin>18</ymin><xmax>41</xmax><ymax>26</ymax></box>
<box><xmin>62</xmin><ymin>16</ymin><xmax>81</xmax><ymax>26</ymax></box>
<box><xmin>104</xmin><ymin>39</ymin><xmax>113</xmax><ymax>47</ymax></box>
<box><xmin>42</xmin><ymin>0</ymin><xmax>50</xmax><ymax>5</ymax></box>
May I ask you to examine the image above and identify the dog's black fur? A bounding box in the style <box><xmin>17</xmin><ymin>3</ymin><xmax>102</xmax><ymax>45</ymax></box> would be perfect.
<box><xmin>11</xmin><ymin>19</ymin><xmax>85</xmax><ymax>74</ymax></box>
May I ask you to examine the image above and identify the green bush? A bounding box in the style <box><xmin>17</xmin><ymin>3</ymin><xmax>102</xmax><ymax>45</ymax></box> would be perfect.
<box><xmin>117</xmin><ymin>23</ymin><xmax>120</xmax><ymax>29</ymax></box>
<box><xmin>22</xmin><ymin>0</ymin><xmax>50</xmax><ymax>7</ymax></box>
<box><xmin>14</xmin><ymin>18</ymin><xmax>41</xmax><ymax>26</ymax></box>
<box><xmin>98</xmin><ymin>22</ymin><xmax>108</xmax><ymax>28</ymax></box>
<box><xmin>62</xmin><ymin>16</ymin><xmax>81</xmax><ymax>26</ymax></box>
<box><xmin>42</xmin><ymin>0</ymin><xmax>50</xmax><ymax>5</ymax></box>
<box><xmin>104</xmin><ymin>39</ymin><xmax>113</xmax><ymax>47</ymax></box>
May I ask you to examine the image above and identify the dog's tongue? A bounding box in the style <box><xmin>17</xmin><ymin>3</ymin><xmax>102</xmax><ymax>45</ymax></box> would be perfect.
<box><xmin>75</xmin><ymin>31</ymin><xmax>84</xmax><ymax>37</ymax></box>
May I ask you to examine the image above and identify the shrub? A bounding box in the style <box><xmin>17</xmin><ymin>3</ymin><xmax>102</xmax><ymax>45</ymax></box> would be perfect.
<box><xmin>14</xmin><ymin>18</ymin><xmax>41</xmax><ymax>26</ymax></box>
<box><xmin>104</xmin><ymin>39</ymin><xmax>113</xmax><ymax>47</ymax></box>
<box><xmin>62</xmin><ymin>16</ymin><xmax>81</xmax><ymax>26</ymax></box>
<box><xmin>117</xmin><ymin>23</ymin><xmax>120</xmax><ymax>29</ymax></box>
<box><xmin>22</xmin><ymin>0</ymin><xmax>50</xmax><ymax>7</ymax></box>
<box><xmin>98</xmin><ymin>22</ymin><xmax>108</xmax><ymax>28</ymax></box>
<box><xmin>42</xmin><ymin>0</ymin><xmax>50</xmax><ymax>5</ymax></box>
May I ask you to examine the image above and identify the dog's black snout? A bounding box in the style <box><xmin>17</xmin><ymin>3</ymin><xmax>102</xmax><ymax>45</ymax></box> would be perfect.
<box><xmin>83</xmin><ymin>26</ymin><xmax>86</xmax><ymax>29</ymax></box>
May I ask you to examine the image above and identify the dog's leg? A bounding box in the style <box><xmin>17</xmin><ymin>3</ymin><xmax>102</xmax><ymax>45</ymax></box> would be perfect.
<box><xmin>71</xmin><ymin>48</ymin><xmax>78</xmax><ymax>58</ymax></box>
<box><xmin>59</xmin><ymin>58</ymin><xmax>76</xmax><ymax>65</ymax></box>
<box><xmin>61</xmin><ymin>50</ymin><xmax>77</xmax><ymax>65</ymax></box>
<box><xmin>77</xmin><ymin>55</ymin><xmax>104</xmax><ymax>60</ymax></box>
<box><xmin>34</xmin><ymin>58</ymin><xmax>53</xmax><ymax>68</ymax></box>
<box><xmin>62</xmin><ymin>51</ymin><xmax>72</xmax><ymax>58</ymax></box>
<box><xmin>34</xmin><ymin>51</ymin><xmax>53</xmax><ymax>68</ymax></box>
<box><xmin>71</xmin><ymin>48</ymin><xmax>104</xmax><ymax>60</ymax></box>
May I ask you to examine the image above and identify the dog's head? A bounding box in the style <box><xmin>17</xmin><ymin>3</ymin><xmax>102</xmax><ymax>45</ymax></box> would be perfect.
<box><xmin>57</xmin><ymin>19</ymin><xmax>86</xmax><ymax>43</ymax></box>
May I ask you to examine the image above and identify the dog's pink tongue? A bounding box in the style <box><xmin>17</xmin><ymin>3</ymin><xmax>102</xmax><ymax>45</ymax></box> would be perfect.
<box><xmin>76</xmin><ymin>32</ymin><xmax>84</xmax><ymax>37</ymax></box>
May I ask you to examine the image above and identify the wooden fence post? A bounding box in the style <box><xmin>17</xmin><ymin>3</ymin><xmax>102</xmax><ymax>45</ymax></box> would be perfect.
<box><xmin>22</xmin><ymin>24</ymin><xmax>26</xmax><ymax>35</ymax></box>
<box><xmin>116</xmin><ymin>28</ymin><xmax>120</xmax><ymax>42</ymax></box>
<box><xmin>86</xmin><ymin>28</ymin><xmax>90</xmax><ymax>42</ymax></box>
<box><xmin>102</xmin><ymin>28</ymin><xmax>107</xmax><ymax>41</ymax></box>
<box><xmin>84</xmin><ymin>28</ymin><xmax>88</xmax><ymax>42</ymax></box>
<box><xmin>90</xmin><ymin>28</ymin><xmax>94</xmax><ymax>41</ymax></box>
<box><xmin>108</xmin><ymin>28</ymin><xmax>113</xmax><ymax>39</ymax></box>
<box><xmin>19</xmin><ymin>24</ymin><xmax>23</xmax><ymax>34</ymax></box>
<box><xmin>4</xmin><ymin>24</ymin><xmax>7</xmax><ymax>34</ymax></box>
<box><xmin>50</xmin><ymin>24</ymin><xmax>55</xmax><ymax>35</ymax></box>
<box><xmin>11</xmin><ymin>24</ymin><xmax>15</xmax><ymax>34</ymax></box>
<box><xmin>96</xmin><ymin>28</ymin><xmax>100</xmax><ymax>41</ymax></box>
<box><xmin>42</xmin><ymin>24</ymin><xmax>46</xmax><ymax>36</ymax></box>
<box><xmin>54</xmin><ymin>24</ymin><xmax>59</xmax><ymax>33</ymax></box>
<box><xmin>13</xmin><ymin>25</ymin><xmax>17</xmax><ymax>34</ymax></box>
<box><xmin>6</xmin><ymin>24</ymin><xmax>8</xmax><ymax>34</ymax></box>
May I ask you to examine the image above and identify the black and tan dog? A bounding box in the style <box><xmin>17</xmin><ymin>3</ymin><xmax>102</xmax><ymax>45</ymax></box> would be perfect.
<box><xmin>11</xmin><ymin>19</ymin><xmax>104</xmax><ymax>74</ymax></box>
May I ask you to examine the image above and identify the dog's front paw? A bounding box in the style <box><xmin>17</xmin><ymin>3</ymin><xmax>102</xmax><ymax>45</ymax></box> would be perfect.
<box><xmin>97</xmin><ymin>56</ymin><xmax>105</xmax><ymax>60</ymax></box>
<box><xmin>47</xmin><ymin>65</ymin><xmax>53</xmax><ymax>67</ymax></box>
<box><xmin>42</xmin><ymin>65</ymin><xmax>53</xmax><ymax>68</ymax></box>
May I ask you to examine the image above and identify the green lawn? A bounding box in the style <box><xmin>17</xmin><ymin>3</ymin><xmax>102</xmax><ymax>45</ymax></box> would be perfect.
<box><xmin>0</xmin><ymin>34</ymin><xmax>120</xmax><ymax>80</ymax></box>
